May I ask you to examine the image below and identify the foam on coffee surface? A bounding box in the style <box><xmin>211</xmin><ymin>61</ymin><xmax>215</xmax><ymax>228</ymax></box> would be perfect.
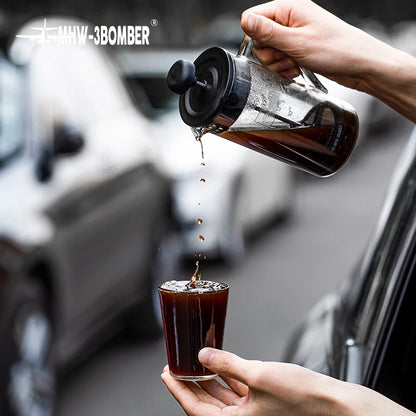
<box><xmin>160</xmin><ymin>280</ymin><xmax>227</xmax><ymax>293</ymax></box>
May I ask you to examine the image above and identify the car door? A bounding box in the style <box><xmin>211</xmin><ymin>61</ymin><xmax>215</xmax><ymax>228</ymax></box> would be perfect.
<box><xmin>363</xmin><ymin>237</ymin><xmax>416</xmax><ymax>411</ymax></box>
<box><xmin>28</xmin><ymin>43</ymin><xmax>164</xmax><ymax>344</ymax></box>
<box><xmin>340</xmin><ymin>129</ymin><xmax>416</xmax><ymax>412</ymax></box>
<box><xmin>242</xmin><ymin>151</ymin><xmax>293</xmax><ymax>228</ymax></box>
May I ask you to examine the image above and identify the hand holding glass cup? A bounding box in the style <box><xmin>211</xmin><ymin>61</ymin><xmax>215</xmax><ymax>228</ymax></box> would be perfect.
<box><xmin>159</xmin><ymin>279</ymin><xmax>229</xmax><ymax>381</ymax></box>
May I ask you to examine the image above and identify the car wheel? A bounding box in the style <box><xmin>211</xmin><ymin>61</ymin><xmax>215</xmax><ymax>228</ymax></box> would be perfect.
<box><xmin>4</xmin><ymin>281</ymin><xmax>55</xmax><ymax>416</ymax></box>
<box><xmin>128</xmin><ymin>229</ymin><xmax>182</xmax><ymax>340</ymax></box>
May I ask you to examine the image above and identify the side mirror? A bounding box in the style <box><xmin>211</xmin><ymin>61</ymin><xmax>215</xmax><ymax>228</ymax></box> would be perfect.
<box><xmin>35</xmin><ymin>125</ymin><xmax>85</xmax><ymax>183</ymax></box>
<box><xmin>53</xmin><ymin>124</ymin><xmax>84</xmax><ymax>156</ymax></box>
<box><xmin>35</xmin><ymin>144</ymin><xmax>54</xmax><ymax>182</ymax></box>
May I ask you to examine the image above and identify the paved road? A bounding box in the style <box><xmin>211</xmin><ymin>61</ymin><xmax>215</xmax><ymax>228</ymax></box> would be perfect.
<box><xmin>58</xmin><ymin>118</ymin><xmax>414</xmax><ymax>416</ymax></box>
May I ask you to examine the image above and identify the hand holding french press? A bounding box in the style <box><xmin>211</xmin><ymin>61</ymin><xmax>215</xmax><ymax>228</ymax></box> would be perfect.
<box><xmin>167</xmin><ymin>33</ymin><xmax>358</xmax><ymax>176</ymax></box>
<box><xmin>241</xmin><ymin>0</ymin><xmax>416</xmax><ymax>124</ymax></box>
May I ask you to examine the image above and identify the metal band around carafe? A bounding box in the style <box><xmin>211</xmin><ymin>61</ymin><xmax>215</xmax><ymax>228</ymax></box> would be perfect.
<box><xmin>237</xmin><ymin>34</ymin><xmax>328</xmax><ymax>94</ymax></box>
<box><xmin>210</xmin><ymin>47</ymin><xmax>252</xmax><ymax>131</ymax></box>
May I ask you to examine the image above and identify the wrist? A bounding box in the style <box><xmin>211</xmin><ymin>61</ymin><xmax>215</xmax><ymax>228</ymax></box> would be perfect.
<box><xmin>360</xmin><ymin>45</ymin><xmax>413</xmax><ymax>92</ymax></box>
<box><xmin>312</xmin><ymin>377</ymin><xmax>357</xmax><ymax>416</ymax></box>
<box><xmin>356</xmin><ymin>43</ymin><xmax>416</xmax><ymax>122</ymax></box>
<box><xmin>329</xmin><ymin>380</ymin><xmax>367</xmax><ymax>416</ymax></box>
<box><xmin>329</xmin><ymin>380</ymin><xmax>416</xmax><ymax>416</ymax></box>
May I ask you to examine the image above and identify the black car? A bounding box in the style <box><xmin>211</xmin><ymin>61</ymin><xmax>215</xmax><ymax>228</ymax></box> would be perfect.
<box><xmin>285</xmin><ymin>128</ymin><xmax>416</xmax><ymax>411</ymax></box>
<box><xmin>0</xmin><ymin>22</ymin><xmax>176</xmax><ymax>416</ymax></box>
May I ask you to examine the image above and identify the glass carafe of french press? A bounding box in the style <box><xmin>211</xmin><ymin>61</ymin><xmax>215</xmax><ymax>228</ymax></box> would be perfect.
<box><xmin>167</xmin><ymin>35</ymin><xmax>359</xmax><ymax>177</ymax></box>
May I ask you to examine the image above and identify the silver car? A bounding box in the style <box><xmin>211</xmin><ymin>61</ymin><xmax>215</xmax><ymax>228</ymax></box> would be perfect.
<box><xmin>0</xmin><ymin>18</ymin><xmax>175</xmax><ymax>416</ymax></box>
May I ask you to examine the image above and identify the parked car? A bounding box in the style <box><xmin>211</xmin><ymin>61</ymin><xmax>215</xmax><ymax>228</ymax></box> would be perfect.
<box><xmin>284</xmin><ymin>127</ymin><xmax>416</xmax><ymax>411</ymax></box>
<box><xmin>0</xmin><ymin>18</ymin><xmax>175</xmax><ymax>416</ymax></box>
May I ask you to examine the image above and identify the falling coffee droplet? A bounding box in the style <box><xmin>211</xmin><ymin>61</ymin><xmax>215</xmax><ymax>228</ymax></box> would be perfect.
<box><xmin>200</xmin><ymin>178</ymin><xmax>206</xmax><ymax>183</ymax></box>
<box><xmin>199</xmin><ymin>235</ymin><xmax>205</xmax><ymax>242</ymax></box>
<box><xmin>198</xmin><ymin>218</ymin><xmax>203</xmax><ymax>224</ymax></box>
<box><xmin>187</xmin><ymin>261</ymin><xmax>199</xmax><ymax>288</ymax></box>
<box><xmin>201</xmin><ymin>162</ymin><xmax>205</xmax><ymax>167</ymax></box>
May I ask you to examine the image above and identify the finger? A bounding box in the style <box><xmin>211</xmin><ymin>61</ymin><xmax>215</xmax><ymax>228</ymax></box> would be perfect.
<box><xmin>221</xmin><ymin>375</ymin><xmax>249</xmax><ymax>397</ymax></box>
<box><xmin>280</xmin><ymin>67</ymin><xmax>302</xmax><ymax>79</ymax></box>
<box><xmin>265</xmin><ymin>57</ymin><xmax>299</xmax><ymax>74</ymax></box>
<box><xmin>198</xmin><ymin>348</ymin><xmax>259</xmax><ymax>385</ymax></box>
<box><xmin>242</xmin><ymin>0</ymin><xmax>293</xmax><ymax>26</ymax></box>
<box><xmin>254</xmin><ymin>47</ymin><xmax>289</xmax><ymax>61</ymax></box>
<box><xmin>241</xmin><ymin>13</ymin><xmax>292</xmax><ymax>50</ymax></box>
<box><xmin>197</xmin><ymin>378</ymin><xmax>243</xmax><ymax>406</ymax></box>
<box><xmin>252</xmin><ymin>46</ymin><xmax>290</xmax><ymax>65</ymax></box>
<box><xmin>161</xmin><ymin>371</ymin><xmax>222</xmax><ymax>416</ymax></box>
<box><xmin>160</xmin><ymin>370</ymin><xmax>226</xmax><ymax>409</ymax></box>
<box><xmin>243</xmin><ymin>2</ymin><xmax>279</xmax><ymax>20</ymax></box>
<box><xmin>187</xmin><ymin>380</ymin><xmax>227</xmax><ymax>408</ymax></box>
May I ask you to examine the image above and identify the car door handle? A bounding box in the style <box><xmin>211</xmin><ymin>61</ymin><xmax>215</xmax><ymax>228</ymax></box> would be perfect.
<box><xmin>341</xmin><ymin>339</ymin><xmax>368</xmax><ymax>384</ymax></box>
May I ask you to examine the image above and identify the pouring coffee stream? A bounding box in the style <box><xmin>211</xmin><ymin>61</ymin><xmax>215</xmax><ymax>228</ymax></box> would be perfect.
<box><xmin>167</xmin><ymin>35</ymin><xmax>359</xmax><ymax>177</ymax></box>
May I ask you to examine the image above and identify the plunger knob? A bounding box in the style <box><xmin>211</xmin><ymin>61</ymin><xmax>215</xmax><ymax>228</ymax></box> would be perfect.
<box><xmin>167</xmin><ymin>60</ymin><xmax>206</xmax><ymax>94</ymax></box>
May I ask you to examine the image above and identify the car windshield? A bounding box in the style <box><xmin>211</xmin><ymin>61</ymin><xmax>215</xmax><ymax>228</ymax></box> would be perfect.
<box><xmin>0</xmin><ymin>57</ymin><xmax>25</xmax><ymax>167</ymax></box>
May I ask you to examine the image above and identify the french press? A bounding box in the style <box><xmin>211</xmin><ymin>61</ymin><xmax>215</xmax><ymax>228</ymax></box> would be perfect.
<box><xmin>167</xmin><ymin>36</ymin><xmax>359</xmax><ymax>176</ymax></box>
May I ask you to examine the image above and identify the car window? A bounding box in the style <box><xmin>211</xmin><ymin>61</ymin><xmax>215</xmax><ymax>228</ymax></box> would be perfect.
<box><xmin>30</xmin><ymin>45</ymin><xmax>131</xmax><ymax>129</ymax></box>
<box><xmin>364</xmin><ymin>235</ymin><xmax>416</xmax><ymax>411</ymax></box>
<box><xmin>0</xmin><ymin>58</ymin><xmax>25</xmax><ymax>166</ymax></box>
<box><xmin>350</xmin><ymin>129</ymin><xmax>416</xmax><ymax>368</ymax></box>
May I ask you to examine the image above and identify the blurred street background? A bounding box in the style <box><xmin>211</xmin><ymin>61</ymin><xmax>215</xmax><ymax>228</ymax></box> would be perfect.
<box><xmin>0</xmin><ymin>0</ymin><xmax>416</xmax><ymax>415</ymax></box>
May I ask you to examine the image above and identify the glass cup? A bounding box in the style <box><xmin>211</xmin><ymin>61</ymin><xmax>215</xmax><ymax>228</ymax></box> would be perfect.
<box><xmin>158</xmin><ymin>280</ymin><xmax>229</xmax><ymax>381</ymax></box>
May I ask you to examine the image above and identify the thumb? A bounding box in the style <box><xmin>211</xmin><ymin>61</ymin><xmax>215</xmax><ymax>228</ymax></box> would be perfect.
<box><xmin>241</xmin><ymin>12</ymin><xmax>291</xmax><ymax>50</ymax></box>
<box><xmin>198</xmin><ymin>348</ymin><xmax>258</xmax><ymax>384</ymax></box>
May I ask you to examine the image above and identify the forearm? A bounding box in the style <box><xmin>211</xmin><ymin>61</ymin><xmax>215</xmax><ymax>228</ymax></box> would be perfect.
<box><xmin>313</xmin><ymin>21</ymin><xmax>416</xmax><ymax>123</ymax></box>
<box><xmin>331</xmin><ymin>379</ymin><xmax>416</xmax><ymax>416</ymax></box>
<box><xmin>358</xmin><ymin>45</ymin><xmax>416</xmax><ymax>123</ymax></box>
<box><xmin>241</xmin><ymin>0</ymin><xmax>416</xmax><ymax>124</ymax></box>
<box><xmin>162</xmin><ymin>348</ymin><xmax>416</xmax><ymax>416</ymax></box>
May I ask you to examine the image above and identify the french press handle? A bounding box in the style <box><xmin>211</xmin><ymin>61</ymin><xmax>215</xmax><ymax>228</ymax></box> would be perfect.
<box><xmin>237</xmin><ymin>34</ymin><xmax>328</xmax><ymax>94</ymax></box>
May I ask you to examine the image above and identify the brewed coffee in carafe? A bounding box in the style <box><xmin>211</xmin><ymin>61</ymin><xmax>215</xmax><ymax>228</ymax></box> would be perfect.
<box><xmin>167</xmin><ymin>36</ymin><xmax>358</xmax><ymax>177</ymax></box>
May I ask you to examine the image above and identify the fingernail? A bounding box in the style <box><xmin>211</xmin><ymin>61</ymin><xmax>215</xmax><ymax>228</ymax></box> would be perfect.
<box><xmin>244</xmin><ymin>13</ymin><xmax>257</xmax><ymax>34</ymax></box>
<box><xmin>163</xmin><ymin>365</ymin><xmax>169</xmax><ymax>372</ymax></box>
<box><xmin>198</xmin><ymin>347</ymin><xmax>214</xmax><ymax>365</ymax></box>
<box><xmin>286</xmin><ymin>68</ymin><xmax>301</xmax><ymax>79</ymax></box>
